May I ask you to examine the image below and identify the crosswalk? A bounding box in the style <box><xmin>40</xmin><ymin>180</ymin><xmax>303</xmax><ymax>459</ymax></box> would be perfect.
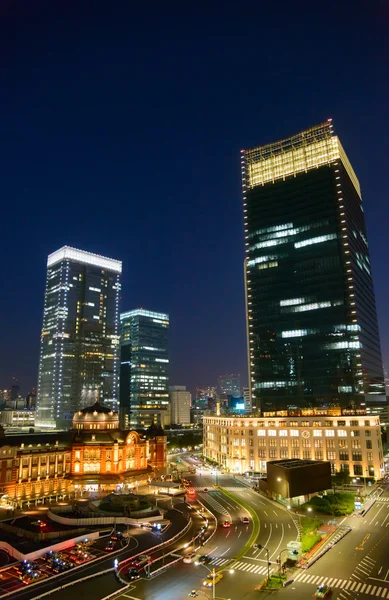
<box><xmin>211</xmin><ymin>557</ymin><xmax>274</xmax><ymax>576</ymax></box>
<box><xmin>199</xmin><ymin>494</ymin><xmax>230</xmax><ymax>516</ymax></box>
<box><xmin>192</xmin><ymin>486</ymin><xmax>249</xmax><ymax>493</ymax></box>
<box><xmin>376</xmin><ymin>497</ymin><xmax>389</xmax><ymax>503</ymax></box>
<box><xmin>295</xmin><ymin>572</ymin><xmax>389</xmax><ymax>597</ymax></box>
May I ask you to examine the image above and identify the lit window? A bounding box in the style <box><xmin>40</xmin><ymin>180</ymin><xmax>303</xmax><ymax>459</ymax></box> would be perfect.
<box><xmin>294</xmin><ymin>234</ymin><xmax>337</xmax><ymax>249</ymax></box>
<box><xmin>313</xmin><ymin>430</ymin><xmax>322</xmax><ymax>437</ymax></box>
<box><xmin>74</xmin><ymin>463</ymin><xmax>80</xmax><ymax>473</ymax></box>
<box><xmin>337</xmin><ymin>430</ymin><xmax>347</xmax><ymax>437</ymax></box>
<box><xmin>257</xmin><ymin>430</ymin><xmax>266</xmax><ymax>437</ymax></box>
<box><xmin>290</xmin><ymin>430</ymin><xmax>299</xmax><ymax>437</ymax></box>
<box><xmin>325</xmin><ymin>430</ymin><xmax>335</xmax><ymax>437</ymax></box>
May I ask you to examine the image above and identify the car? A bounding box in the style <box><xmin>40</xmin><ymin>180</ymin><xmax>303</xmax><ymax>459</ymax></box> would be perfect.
<box><xmin>183</xmin><ymin>552</ymin><xmax>200</xmax><ymax>564</ymax></box>
<box><xmin>203</xmin><ymin>572</ymin><xmax>223</xmax><ymax>587</ymax></box>
<box><xmin>241</xmin><ymin>516</ymin><xmax>250</xmax><ymax>524</ymax></box>
<box><xmin>52</xmin><ymin>561</ymin><xmax>72</xmax><ymax>574</ymax></box>
<box><xmin>315</xmin><ymin>584</ymin><xmax>332</xmax><ymax>598</ymax></box>
<box><xmin>223</xmin><ymin>520</ymin><xmax>231</xmax><ymax>528</ymax></box>
<box><xmin>21</xmin><ymin>570</ymin><xmax>48</xmax><ymax>585</ymax></box>
<box><xmin>196</xmin><ymin>555</ymin><xmax>212</xmax><ymax>565</ymax></box>
<box><xmin>203</xmin><ymin>488</ymin><xmax>209</xmax><ymax>493</ymax></box>
<box><xmin>74</xmin><ymin>553</ymin><xmax>91</xmax><ymax>565</ymax></box>
<box><xmin>130</xmin><ymin>554</ymin><xmax>151</xmax><ymax>568</ymax></box>
<box><xmin>128</xmin><ymin>567</ymin><xmax>140</xmax><ymax>580</ymax></box>
<box><xmin>111</xmin><ymin>531</ymin><xmax>123</xmax><ymax>541</ymax></box>
<box><xmin>105</xmin><ymin>540</ymin><xmax>115</xmax><ymax>551</ymax></box>
<box><xmin>187</xmin><ymin>488</ymin><xmax>196</xmax><ymax>495</ymax></box>
<box><xmin>16</xmin><ymin>561</ymin><xmax>37</xmax><ymax>575</ymax></box>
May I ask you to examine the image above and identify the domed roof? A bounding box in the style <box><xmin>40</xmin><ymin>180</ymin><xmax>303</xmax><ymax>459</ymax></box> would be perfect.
<box><xmin>79</xmin><ymin>401</ymin><xmax>112</xmax><ymax>415</ymax></box>
<box><xmin>73</xmin><ymin>401</ymin><xmax>119</xmax><ymax>430</ymax></box>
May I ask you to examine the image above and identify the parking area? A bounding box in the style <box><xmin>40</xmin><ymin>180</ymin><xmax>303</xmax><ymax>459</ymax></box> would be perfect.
<box><xmin>0</xmin><ymin>534</ymin><xmax>127</xmax><ymax>595</ymax></box>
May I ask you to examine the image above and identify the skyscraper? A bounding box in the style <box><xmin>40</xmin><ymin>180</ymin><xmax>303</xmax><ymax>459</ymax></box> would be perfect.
<box><xmin>169</xmin><ymin>386</ymin><xmax>191</xmax><ymax>425</ymax></box>
<box><xmin>120</xmin><ymin>309</ymin><xmax>169</xmax><ymax>429</ymax></box>
<box><xmin>242</xmin><ymin>121</ymin><xmax>386</xmax><ymax>415</ymax></box>
<box><xmin>218</xmin><ymin>374</ymin><xmax>241</xmax><ymax>397</ymax></box>
<box><xmin>36</xmin><ymin>246</ymin><xmax>122</xmax><ymax>429</ymax></box>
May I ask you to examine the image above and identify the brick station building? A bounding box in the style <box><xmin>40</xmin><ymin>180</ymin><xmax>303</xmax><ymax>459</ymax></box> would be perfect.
<box><xmin>0</xmin><ymin>402</ymin><xmax>166</xmax><ymax>508</ymax></box>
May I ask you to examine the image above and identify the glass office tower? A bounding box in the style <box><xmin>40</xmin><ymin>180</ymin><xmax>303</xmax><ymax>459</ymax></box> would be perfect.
<box><xmin>242</xmin><ymin>121</ymin><xmax>386</xmax><ymax>415</ymax></box>
<box><xmin>120</xmin><ymin>309</ymin><xmax>169</xmax><ymax>429</ymax></box>
<box><xmin>36</xmin><ymin>246</ymin><xmax>122</xmax><ymax>429</ymax></box>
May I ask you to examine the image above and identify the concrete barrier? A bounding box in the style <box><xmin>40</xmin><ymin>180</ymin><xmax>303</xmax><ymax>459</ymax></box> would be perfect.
<box><xmin>47</xmin><ymin>509</ymin><xmax>162</xmax><ymax>527</ymax></box>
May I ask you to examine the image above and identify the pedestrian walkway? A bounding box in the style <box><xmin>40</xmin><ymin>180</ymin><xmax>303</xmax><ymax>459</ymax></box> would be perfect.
<box><xmin>294</xmin><ymin>572</ymin><xmax>389</xmax><ymax>597</ymax></box>
<box><xmin>211</xmin><ymin>557</ymin><xmax>274</xmax><ymax>576</ymax></box>
<box><xmin>376</xmin><ymin>497</ymin><xmax>389</xmax><ymax>502</ymax></box>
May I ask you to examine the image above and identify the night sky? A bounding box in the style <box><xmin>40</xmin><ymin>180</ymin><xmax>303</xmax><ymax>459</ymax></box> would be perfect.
<box><xmin>1</xmin><ymin>1</ymin><xmax>388</xmax><ymax>396</ymax></box>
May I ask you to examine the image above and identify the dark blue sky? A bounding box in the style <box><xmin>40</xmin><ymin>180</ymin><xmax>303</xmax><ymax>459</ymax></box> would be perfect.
<box><xmin>1</xmin><ymin>1</ymin><xmax>388</xmax><ymax>395</ymax></box>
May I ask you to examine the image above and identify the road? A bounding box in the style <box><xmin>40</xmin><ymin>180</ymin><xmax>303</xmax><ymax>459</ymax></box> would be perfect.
<box><xmin>111</xmin><ymin>454</ymin><xmax>298</xmax><ymax>600</ymax></box>
<box><xmin>263</xmin><ymin>483</ymin><xmax>389</xmax><ymax>600</ymax></box>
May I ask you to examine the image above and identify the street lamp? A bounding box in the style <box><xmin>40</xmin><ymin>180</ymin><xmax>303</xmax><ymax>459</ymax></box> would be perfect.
<box><xmin>195</xmin><ymin>563</ymin><xmax>234</xmax><ymax>600</ymax></box>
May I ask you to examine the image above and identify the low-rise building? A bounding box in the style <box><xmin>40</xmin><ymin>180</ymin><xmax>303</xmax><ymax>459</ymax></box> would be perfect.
<box><xmin>203</xmin><ymin>408</ymin><xmax>384</xmax><ymax>480</ymax></box>
<box><xmin>0</xmin><ymin>402</ymin><xmax>166</xmax><ymax>508</ymax></box>
<box><xmin>0</xmin><ymin>409</ymin><xmax>35</xmax><ymax>428</ymax></box>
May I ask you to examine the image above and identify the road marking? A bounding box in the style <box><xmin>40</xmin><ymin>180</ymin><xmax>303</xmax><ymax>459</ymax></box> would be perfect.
<box><xmin>225</xmin><ymin>530</ymin><xmax>230</xmax><ymax>538</ymax></box>
<box><xmin>356</xmin><ymin>533</ymin><xmax>370</xmax><ymax>550</ymax></box>
<box><xmin>238</xmin><ymin>531</ymin><xmax>242</xmax><ymax>538</ymax></box>
<box><xmin>288</xmin><ymin>523</ymin><xmax>291</xmax><ymax>528</ymax></box>
<box><xmin>366</xmin><ymin>585</ymin><xmax>372</xmax><ymax>593</ymax></box>
<box><xmin>275</xmin><ymin>523</ymin><xmax>278</xmax><ymax>528</ymax></box>
<box><xmin>386</xmin><ymin>569</ymin><xmax>389</xmax><ymax>581</ymax></box>
<box><xmin>264</xmin><ymin>511</ymin><xmax>269</xmax><ymax>517</ymax></box>
<box><xmin>345</xmin><ymin>581</ymin><xmax>352</xmax><ymax>589</ymax></box>
<box><xmin>379</xmin><ymin>567</ymin><xmax>383</xmax><ymax>575</ymax></box>
<box><xmin>219</xmin><ymin>547</ymin><xmax>230</xmax><ymax>557</ymax></box>
<box><xmin>208</xmin><ymin>546</ymin><xmax>218</xmax><ymax>555</ymax></box>
<box><xmin>273</xmin><ymin>510</ymin><xmax>278</xmax><ymax>516</ymax></box>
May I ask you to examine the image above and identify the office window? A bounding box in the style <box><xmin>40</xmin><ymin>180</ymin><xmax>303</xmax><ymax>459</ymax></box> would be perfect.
<box><xmin>241</xmin><ymin>439</ymin><xmax>246</xmax><ymax>447</ymax></box>
<box><xmin>327</xmin><ymin>451</ymin><xmax>336</xmax><ymax>460</ymax></box>
<box><xmin>290</xmin><ymin>430</ymin><xmax>299</xmax><ymax>437</ymax></box>
<box><xmin>315</xmin><ymin>450</ymin><xmax>323</xmax><ymax>460</ymax></box>
<box><xmin>303</xmin><ymin>450</ymin><xmax>311</xmax><ymax>459</ymax></box>
<box><xmin>258</xmin><ymin>449</ymin><xmax>266</xmax><ymax>458</ymax></box>
<box><xmin>325</xmin><ymin>430</ymin><xmax>335</xmax><ymax>437</ymax></box>
<box><xmin>352</xmin><ymin>452</ymin><xmax>362</xmax><ymax>462</ymax></box>
<box><xmin>258</xmin><ymin>430</ymin><xmax>266</xmax><ymax>437</ymax></box>
<box><xmin>269</xmin><ymin>439</ymin><xmax>277</xmax><ymax>447</ymax></box>
<box><xmin>249</xmin><ymin>430</ymin><xmax>253</xmax><ymax>436</ymax></box>
<box><xmin>366</xmin><ymin>440</ymin><xmax>372</xmax><ymax>449</ymax></box>
<box><xmin>301</xmin><ymin>421</ymin><xmax>310</xmax><ymax>427</ymax></box>
<box><xmin>325</xmin><ymin>420</ymin><xmax>333</xmax><ymax>427</ymax></box>
<box><xmin>279</xmin><ymin>430</ymin><xmax>287</xmax><ymax>437</ymax></box>
<box><xmin>269</xmin><ymin>449</ymin><xmax>277</xmax><ymax>459</ymax></box>
<box><xmin>289</xmin><ymin>421</ymin><xmax>299</xmax><ymax>427</ymax></box>
<box><xmin>352</xmin><ymin>439</ymin><xmax>361</xmax><ymax>449</ymax></box>
<box><xmin>292</xmin><ymin>449</ymin><xmax>300</xmax><ymax>459</ymax></box>
<box><xmin>339</xmin><ymin>452</ymin><xmax>349</xmax><ymax>461</ymax></box>
<box><xmin>364</xmin><ymin>420</ymin><xmax>370</xmax><ymax>427</ymax></box>
<box><xmin>367</xmin><ymin>452</ymin><xmax>373</xmax><ymax>462</ymax></box>
<box><xmin>314</xmin><ymin>439</ymin><xmax>323</xmax><ymax>448</ymax></box>
<box><xmin>291</xmin><ymin>439</ymin><xmax>299</xmax><ymax>448</ymax></box>
<box><xmin>313</xmin><ymin>421</ymin><xmax>321</xmax><ymax>427</ymax></box>
<box><xmin>337</xmin><ymin>421</ymin><xmax>346</xmax><ymax>426</ymax></box>
<box><xmin>279</xmin><ymin>421</ymin><xmax>287</xmax><ymax>427</ymax></box>
<box><xmin>302</xmin><ymin>439</ymin><xmax>310</xmax><ymax>448</ymax></box>
<box><xmin>365</xmin><ymin>430</ymin><xmax>371</xmax><ymax>437</ymax></box>
<box><xmin>268</xmin><ymin>430</ymin><xmax>277</xmax><ymax>437</ymax></box>
<box><xmin>258</xmin><ymin>438</ymin><xmax>266</xmax><ymax>447</ymax></box>
<box><xmin>338</xmin><ymin>440</ymin><xmax>348</xmax><ymax>449</ymax></box>
<box><xmin>280</xmin><ymin>438</ymin><xmax>288</xmax><ymax>447</ymax></box>
<box><xmin>351</xmin><ymin>430</ymin><xmax>360</xmax><ymax>437</ymax></box>
<box><xmin>249</xmin><ymin>439</ymin><xmax>253</xmax><ymax>447</ymax></box>
<box><xmin>313</xmin><ymin>430</ymin><xmax>322</xmax><ymax>437</ymax></box>
<box><xmin>350</xmin><ymin>420</ymin><xmax>359</xmax><ymax>426</ymax></box>
<box><xmin>354</xmin><ymin>464</ymin><xmax>362</xmax><ymax>475</ymax></box>
<box><xmin>326</xmin><ymin>439</ymin><xmax>335</xmax><ymax>448</ymax></box>
<box><xmin>280</xmin><ymin>448</ymin><xmax>288</xmax><ymax>459</ymax></box>
<box><xmin>337</xmin><ymin>430</ymin><xmax>347</xmax><ymax>437</ymax></box>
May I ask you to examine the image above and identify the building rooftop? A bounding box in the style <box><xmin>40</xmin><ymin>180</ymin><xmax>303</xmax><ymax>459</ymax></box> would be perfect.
<box><xmin>269</xmin><ymin>459</ymin><xmax>326</xmax><ymax>470</ymax></box>
<box><xmin>47</xmin><ymin>245</ymin><xmax>122</xmax><ymax>273</ymax></box>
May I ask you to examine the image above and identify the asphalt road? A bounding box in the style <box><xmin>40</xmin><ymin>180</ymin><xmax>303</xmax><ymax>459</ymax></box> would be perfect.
<box><xmin>110</xmin><ymin>454</ymin><xmax>299</xmax><ymax>600</ymax></box>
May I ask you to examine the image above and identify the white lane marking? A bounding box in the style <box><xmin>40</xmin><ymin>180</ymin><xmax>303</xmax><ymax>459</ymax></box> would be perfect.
<box><xmin>270</xmin><ymin>523</ymin><xmax>284</xmax><ymax>560</ymax></box>
<box><xmin>219</xmin><ymin>547</ymin><xmax>230</xmax><ymax>557</ymax></box>
<box><xmin>238</xmin><ymin>531</ymin><xmax>242</xmax><ymax>538</ymax></box>
<box><xmin>263</xmin><ymin>510</ymin><xmax>269</xmax><ymax>517</ymax></box>
<box><xmin>369</xmin><ymin>504</ymin><xmax>385</xmax><ymax>525</ymax></box>
<box><xmin>225</xmin><ymin>530</ymin><xmax>230</xmax><ymax>538</ymax></box>
<box><xmin>273</xmin><ymin>510</ymin><xmax>278</xmax><ymax>516</ymax></box>
<box><xmin>208</xmin><ymin>546</ymin><xmax>218</xmax><ymax>555</ymax></box>
<box><xmin>386</xmin><ymin>568</ymin><xmax>389</xmax><ymax>580</ymax></box>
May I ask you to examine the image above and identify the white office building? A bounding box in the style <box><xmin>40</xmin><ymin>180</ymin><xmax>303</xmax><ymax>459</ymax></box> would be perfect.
<box><xmin>169</xmin><ymin>386</ymin><xmax>191</xmax><ymax>425</ymax></box>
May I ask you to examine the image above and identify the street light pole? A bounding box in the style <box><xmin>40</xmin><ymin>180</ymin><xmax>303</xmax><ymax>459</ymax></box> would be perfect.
<box><xmin>257</xmin><ymin>544</ymin><xmax>270</xmax><ymax>582</ymax></box>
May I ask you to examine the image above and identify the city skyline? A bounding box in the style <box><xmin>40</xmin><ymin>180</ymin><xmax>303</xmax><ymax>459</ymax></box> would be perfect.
<box><xmin>1</xmin><ymin>3</ymin><xmax>388</xmax><ymax>400</ymax></box>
